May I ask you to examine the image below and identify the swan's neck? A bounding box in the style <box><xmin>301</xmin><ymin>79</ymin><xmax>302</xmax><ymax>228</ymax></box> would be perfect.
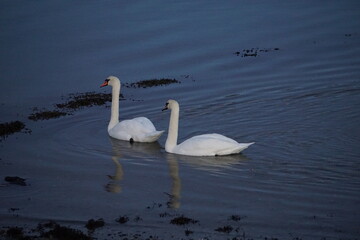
<box><xmin>108</xmin><ymin>83</ymin><xmax>120</xmax><ymax>131</ymax></box>
<box><xmin>166</xmin><ymin>104</ymin><xmax>179</xmax><ymax>152</ymax></box>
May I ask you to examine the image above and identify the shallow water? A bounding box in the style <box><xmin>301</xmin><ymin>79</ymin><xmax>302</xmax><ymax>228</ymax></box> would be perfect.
<box><xmin>1</xmin><ymin>1</ymin><xmax>360</xmax><ymax>239</ymax></box>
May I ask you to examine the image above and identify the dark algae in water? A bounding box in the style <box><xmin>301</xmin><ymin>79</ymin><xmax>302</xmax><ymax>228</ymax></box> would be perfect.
<box><xmin>124</xmin><ymin>78</ymin><xmax>181</xmax><ymax>88</ymax></box>
<box><xmin>116</xmin><ymin>215</ymin><xmax>130</xmax><ymax>224</ymax></box>
<box><xmin>4</xmin><ymin>176</ymin><xmax>27</xmax><ymax>186</ymax></box>
<box><xmin>214</xmin><ymin>225</ymin><xmax>233</xmax><ymax>233</ymax></box>
<box><xmin>56</xmin><ymin>92</ymin><xmax>120</xmax><ymax>110</ymax></box>
<box><xmin>41</xmin><ymin>224</ymin><xmax>91</xmax><ymax>240</ymax></box>
<box><xmin>4</xmin><ymin>227</ymin><xmax>24</xmax><ymax>239</ymax></box>
<box><xmin>170</xmin><ymin>215</ymin><xmax>199</xmax><ymax>225</ymax></box>
<box><xmin>28</xmin><ymin>110</ymin><xmax>68</xmax><ymax>121</ymax></box>
<box><xmin>28</xmin><ymin>92</ymin><xmax>122</xmax><ymax>121</ymax></box>
<box><xmin>234</xmin><ymin>47</ymin><xmax>280</xmax><ymax>57</ymax></box>
<box><xmin>0</xmin><ymin>121</ymin><xmax>27</xmax><ymax>140</ymax></box>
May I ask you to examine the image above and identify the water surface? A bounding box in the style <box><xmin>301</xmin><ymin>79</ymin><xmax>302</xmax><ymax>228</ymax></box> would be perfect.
<box><xmin>1</xmin><ymin>1</ymin><xmax>360</xmax><ymax>239</ymax></box>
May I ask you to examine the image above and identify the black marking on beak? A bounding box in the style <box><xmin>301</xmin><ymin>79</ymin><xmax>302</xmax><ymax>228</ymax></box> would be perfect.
<box><xmin>100</xmin><ymin>79</ymin><xmax>110</xmax><ymax>88</ymax></box>
<box><xmin>162</xmin><ymin>102</ymin><xmax>169</xmax><ymax>111</ymax></box>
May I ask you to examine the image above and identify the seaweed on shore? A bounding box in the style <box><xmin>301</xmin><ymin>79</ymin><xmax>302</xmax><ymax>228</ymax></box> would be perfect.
<box><xmin>124</xmin><ymin>78</ymin><xmax>181</xmax><ymax>88</ymax></box>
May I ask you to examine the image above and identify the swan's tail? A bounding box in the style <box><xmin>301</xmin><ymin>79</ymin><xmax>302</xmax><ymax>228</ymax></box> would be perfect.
<box><xmin>142</xmin><ymin>130</ymin><xmax>164</xmax><ymax>143</ymax></box>
<box><xmin>216</xmin><ymin>142</ymin><xmax>255</xmax><ymax>156</ymax></box>
<box><xmin>236</xmin><ymin>142</ymin><xmax>255</xmax><ymax>153</ymax></box>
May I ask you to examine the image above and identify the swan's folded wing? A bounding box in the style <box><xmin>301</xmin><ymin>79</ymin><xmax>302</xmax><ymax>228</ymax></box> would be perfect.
<box><xmin>132</xmin><ymin>117</ymin><xmax>157</xmax><ymax>132</ymax></box>
<box><xmin>175</xmin><ymin>134</ymin><xmax>246</xmax><ymax>156</ymax></box>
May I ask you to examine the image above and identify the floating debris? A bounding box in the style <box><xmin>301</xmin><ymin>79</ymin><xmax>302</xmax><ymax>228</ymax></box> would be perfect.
<box><xmin>124</xmin><ymin>78</ymin><xmax>181</xmax><ymax>88</ymax></box>
<box><xmin>133</xmin><ymin>216</ymin><xmax>143</xmax><ymax>222</ymax></box>
<box><xmin>234</xmin><ymin>48</ymin><xmax>280</xmax><ymax>57</ymax></box>
<box><xmin>116</xmin><ymin>215</ymin><xmax>129</xmax><ymax>224</ymax></box>
<box><xmin>4</xmin><ymin>176</ymin><xmax>27</xmax><ymax>186</ymax></box>
<box><xmin>229</xmin><ymin>215</ymin><xmax>242</xmax><ymax>222</ymax></box>
<box><xmin>28</xmin><ymin>110</ymin><xmax>68</xmax><ymax>121</ymax></box>
<box><xmin>185</xmin><ymin>229</ymin><xmax>194</xmax><ymax>236</ymax></box>
<box><xmin>170</xmin><ymin>215</ymin><xmax>198</xmax><ymax>225</ymax></box>
<box><xmin>214</xmin><ymin>225</ymin><xmax>233</xmax><ymax>233</ymax></box>
<box><xmin>0</xmin><ymin>121</ymin><xmax>27</xmax><ymax>140</ymax></box>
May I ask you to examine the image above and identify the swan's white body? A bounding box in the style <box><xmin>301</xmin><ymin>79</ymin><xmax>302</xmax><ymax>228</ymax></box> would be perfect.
<box><xmin>163</xmin><ymin>99</ymin><xmax>254</xmax><ymax>156</ymax></box>
<box><xmin>101</xmin><ymin>76</ymin><xmax>163</xmax><ymax>142</ymax></box>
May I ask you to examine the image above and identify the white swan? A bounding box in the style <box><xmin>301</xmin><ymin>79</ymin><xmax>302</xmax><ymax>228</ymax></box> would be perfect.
<box><xmin>162</xmin><ymin>99</ymin><xmax>254</xmax><ymax>156</ymax></box>
<box><xmin>100</xmin><ymin>76</ymin><xmax>164</xmax><ymax>142</ymax></box>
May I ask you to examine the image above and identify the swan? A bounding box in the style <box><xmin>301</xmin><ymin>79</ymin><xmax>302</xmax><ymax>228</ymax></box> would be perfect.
<box><xmin>162</xmin><ymin>99</ymin><xmax>254</xmax><ymax>156</ymax></box>
<box><xmin>100</xmin><ymin>76</ymin><xmax>164</xmax><ymax>142</ymax></box>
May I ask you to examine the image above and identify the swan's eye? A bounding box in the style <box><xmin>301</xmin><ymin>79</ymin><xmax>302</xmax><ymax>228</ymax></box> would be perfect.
<box><xmin>165</xmin><ymin>102</ymin><xmax>169</xmax><ymax>107</ymax></box>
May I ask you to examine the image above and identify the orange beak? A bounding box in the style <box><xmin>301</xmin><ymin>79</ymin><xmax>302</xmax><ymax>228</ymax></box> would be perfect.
<box><xmin>100</xmin><ymin>81</ymin><xmax>108</xmax><ymax>88</ymax></box>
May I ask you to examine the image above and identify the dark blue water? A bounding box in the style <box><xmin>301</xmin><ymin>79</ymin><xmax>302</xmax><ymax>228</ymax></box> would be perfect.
<box><xmin>1</xmin><ymin>1</ymin><xmax>360</xmax><ymax>239</ymax></box>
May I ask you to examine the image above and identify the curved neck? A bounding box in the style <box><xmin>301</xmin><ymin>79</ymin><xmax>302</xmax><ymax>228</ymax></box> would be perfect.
<box><xmin>108</xmin><ymin>82</ymin><xmax>120</xmax><ymax>131</ymax></box>
<box><xmin>165</xmin><ymin>104</ymin><xmax>179</xmax><ymax>152</ymax></box>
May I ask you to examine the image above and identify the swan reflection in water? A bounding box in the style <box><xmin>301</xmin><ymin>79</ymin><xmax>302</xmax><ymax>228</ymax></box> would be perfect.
<box><xmin>165</xmin><ymin>153</ymin><xmax>181</xmax><ymax>208</ymax></box>
<box><xmin>165</xmin><ymin>152</ymin><xmax>250</xmax><ymax>209</ymax></box>
<box><xmin>106</xmin><ymin>137</ymin><xmax>162</xmax><ymax>193</ymax></box>
<box><xmin>106</xmin><ymin>137</ymin><xmax>249</xmax><ymax>209</ymax></box>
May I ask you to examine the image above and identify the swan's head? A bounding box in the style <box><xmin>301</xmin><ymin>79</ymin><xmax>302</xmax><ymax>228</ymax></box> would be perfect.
<box><xmin>162</xmin><ymin>99</ymin><xmax>179</xmax><ymax>111</ymax></box>
<box><xmin>100</xmin><ymin>76</ymin><xmax>120</xmax><ymax>88</ymax></box>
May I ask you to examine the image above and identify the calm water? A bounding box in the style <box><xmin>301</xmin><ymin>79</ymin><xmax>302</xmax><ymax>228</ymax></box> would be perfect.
<box><xmin>1</xmin><ymin>1</ymin><xmax>360</xmax><ymax>239</ymax></box>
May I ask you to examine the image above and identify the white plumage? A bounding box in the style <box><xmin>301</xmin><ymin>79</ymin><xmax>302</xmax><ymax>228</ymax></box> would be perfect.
<box><xmin>101</xmin><ymin>76</ymin><xmax>163</xmax><ymax>142</ymax></box>
<box><xmin>162</xmin><ymin>99</ymin><xmax>254</xmax><ymax>156</ymax></box>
